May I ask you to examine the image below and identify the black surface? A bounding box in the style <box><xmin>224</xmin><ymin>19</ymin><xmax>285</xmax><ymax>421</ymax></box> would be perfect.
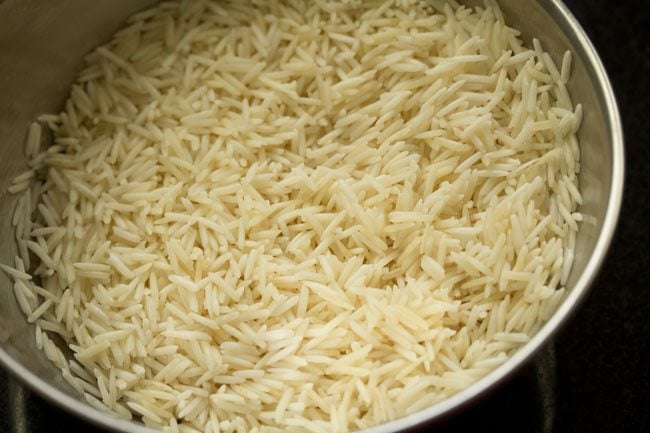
<box><xmin>1</xmin><ymin>1</ymin><xmax>649</xmax><ymax>433</ymax></box>
<box><xmin>554</xmin><ymin>1</ymin><xmax>650</xmax><ymax>433</ymax></box>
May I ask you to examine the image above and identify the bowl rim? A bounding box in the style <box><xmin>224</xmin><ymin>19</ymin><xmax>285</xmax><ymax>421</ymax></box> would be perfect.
<box><xmin>0</xmin><ymin>0</ymin><xmax>625</xmax><ymax>432</ymax></box>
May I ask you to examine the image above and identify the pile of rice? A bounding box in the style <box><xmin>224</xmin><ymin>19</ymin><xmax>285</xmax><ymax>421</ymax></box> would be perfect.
<box><xmin>2</xmin><ymin>0</ymin><xmax>582</xmax><ymax>432</ymax></box>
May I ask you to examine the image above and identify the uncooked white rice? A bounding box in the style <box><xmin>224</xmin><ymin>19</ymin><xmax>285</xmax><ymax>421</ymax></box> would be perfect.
<box><xmin>2</xmin><ymin>0</ymin><xmax>582</xmax><ymax>432</ymax></box>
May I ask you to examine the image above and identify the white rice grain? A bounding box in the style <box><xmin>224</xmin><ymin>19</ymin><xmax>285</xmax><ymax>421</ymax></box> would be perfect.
<box><xmin>2</xmin><ymin>1</ymin><xmax>582</xmax><ymax>432</ymax></box>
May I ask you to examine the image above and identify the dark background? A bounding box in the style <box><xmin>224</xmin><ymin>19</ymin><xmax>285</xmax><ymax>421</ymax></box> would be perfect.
<box><xmin>1</xmin><ymin>1</ymin><xmax>648</xmax><ymax>432</ymax></box>
<box><xmin>553</xmin><ymin>0</ymin><xmax>649</xmax><ymax>432</ymax></box>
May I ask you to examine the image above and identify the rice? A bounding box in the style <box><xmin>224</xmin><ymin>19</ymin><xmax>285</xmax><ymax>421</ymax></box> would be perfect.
<box><xmin>1</xmin><ymin>0</ymin><xmax>582</xmax><ymax>432</ymax></box>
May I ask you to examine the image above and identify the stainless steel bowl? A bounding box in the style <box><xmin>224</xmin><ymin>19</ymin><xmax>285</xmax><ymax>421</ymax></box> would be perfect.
<box><xmin>0</xmin><ymin>1</ymin><xmax>624</xmax><ymax>432</ymax></box>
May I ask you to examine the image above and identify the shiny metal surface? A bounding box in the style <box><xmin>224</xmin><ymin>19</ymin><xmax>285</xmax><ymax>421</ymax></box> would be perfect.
<box><xmin>0</xmin><ymin>1</ymin><xmax>624</xmax><ymax>432</ymax></box>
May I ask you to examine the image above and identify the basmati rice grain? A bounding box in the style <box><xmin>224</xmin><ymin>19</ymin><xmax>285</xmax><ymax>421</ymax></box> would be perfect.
<box><xmin>2</xmin><ymin>1</ymin><xmax>582</xmax><ymax>432</ymax></box>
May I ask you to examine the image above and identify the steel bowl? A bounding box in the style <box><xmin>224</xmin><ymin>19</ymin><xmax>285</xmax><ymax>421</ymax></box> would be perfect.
<box><xmin>0</xmin><ymin>1</ymin><xmax>624</xmax><ymax>432</ymax></box>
